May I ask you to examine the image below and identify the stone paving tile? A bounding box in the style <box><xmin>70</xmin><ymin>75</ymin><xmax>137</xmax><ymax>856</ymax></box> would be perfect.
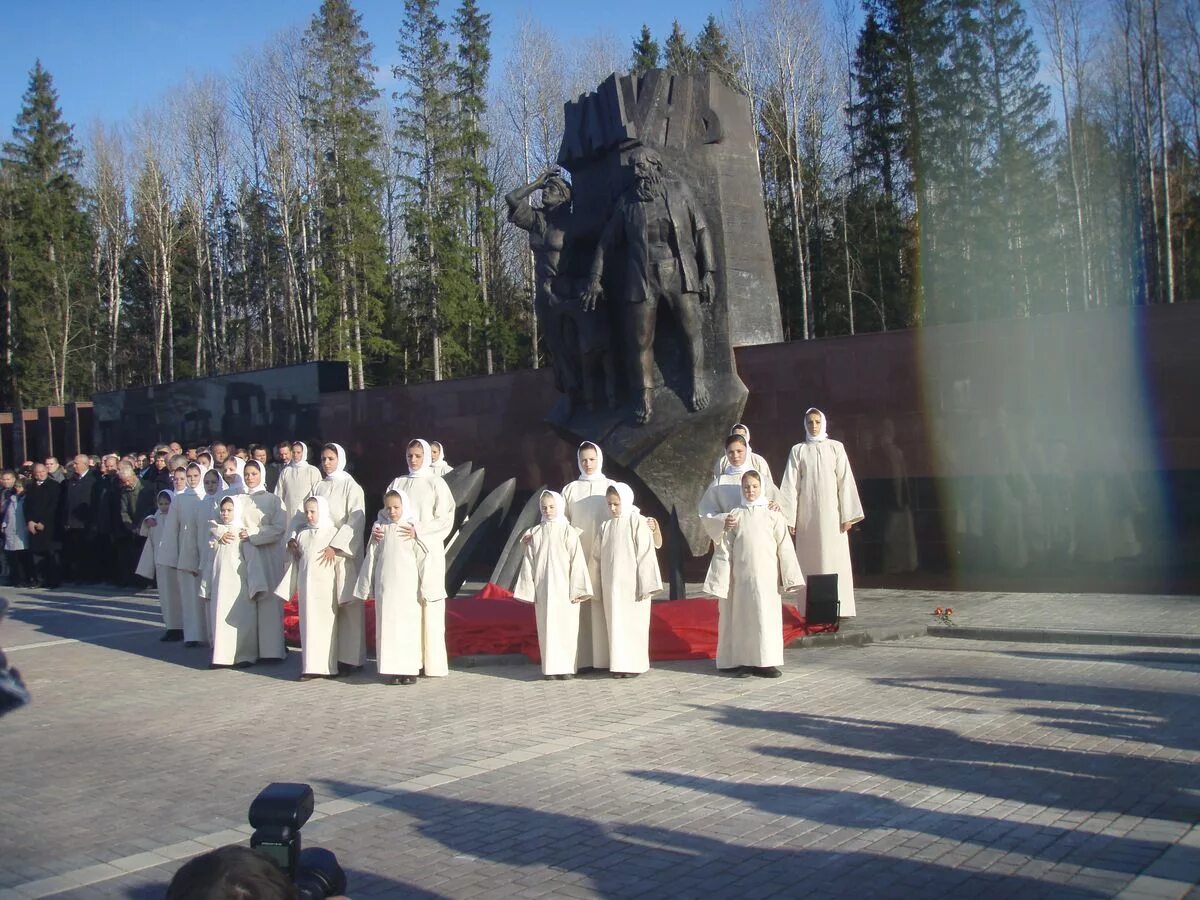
<box><xmin>4</xmin><ymin>587</ymin><xmax>1200</xmax><ymax>898</ymax></box>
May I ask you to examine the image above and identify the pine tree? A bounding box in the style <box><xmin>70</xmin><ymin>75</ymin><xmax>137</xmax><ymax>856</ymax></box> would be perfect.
<box><xmin>664</xmin><ymin>20</ymin><xmax>696</xmax><ymax>75</ymax></box>
<box><xmin>631</xmin><ymin>24</ymin><xmax>660</xmax><ymax>74</ymax></box>
<box><xmin>693</xmin><ymin>15</ymin><xmax>740</xmax><ymax>89</ymax></box>
<box><xmin>302</xmin><ymin>0</ymin><xmax>390</xmax><ymax>389</ymax></box>
<box><xmin>0</xmin><ymin>61</ymin><xmax>93</xmax><ymax>405</ymax></box>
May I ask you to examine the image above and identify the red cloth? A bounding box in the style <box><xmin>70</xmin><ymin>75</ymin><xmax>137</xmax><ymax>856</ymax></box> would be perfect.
<box><xmin>286</xmin><ymin>584</ymin><xmax>838</xmax><ymax>661</ymax></box>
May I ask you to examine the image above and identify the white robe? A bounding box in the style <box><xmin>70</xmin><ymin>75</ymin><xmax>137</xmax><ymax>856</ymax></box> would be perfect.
<box><xmin>275</xmin><ymin>463</ymin><xmax>322</xmax><ymax>517</ymax></box>
<box><xmin>169</xmin><ymin>492</ymin><xmax>209</xmax><ymax>645</ymax></box>
<box><xmin>705</xmin><ymin>505</ymin><xmax>804</xmax><ymax>668</ymax></box>
<box><xmin>300</xmin><ymin>476</ymin><xmax>367</xmax><ymax>667</ymax></box>
<box><xmin>277</xmin><ymin>524</ymin><xmax>344</xmax><ymax>676</ymax></box>
<box><xmin>355</xmin><ymin>525</ymin><xmax>447</xmax><ymax>677</ymax></box>
<box><xmin>241</xmin><ymin>490</ymin><xmax>288</xmax><ymax>660</ymax></box>
<box><xmin>561</xmin><ymin>478</ymin><xmax>613</xmax><ymax>669</ymax></box>
<box><xmin>594</xmin><ymin>514</ymin><xmax>663</xmax><ymax>674</ymax></box>
<box><xmin>138</xmin><ymin>512</ymin><xmax>183</xmax><ymax>631</ymax></box>
<box><xmin>384</xmin><ymin>474</ymin><xmax>453</xmax><ymax>603</ymax></box>
<box><xmin>698</xmin><ymin>475</ymin><xmax>776</xmax><ymax>600</ymax></box>
<box><xmin>179</xmin><ymin>492</ymin><xmax>222</xmax><ymax>643</ymax></box>
<box><xmin>208</xmin><ymin>520</ymin><xmax>261</xmax><ymax>666</ymax></box>
<box><xmin>513</xmin><ymin>520</ymin><xmax>593</xmax><ymax>676</ymax></box>
<box><xmin>712</xmin><ymin>452</ymin><xmax>775</xmax><ymax>489</ymax></box>
<box><xmin>429</xmin><ymin>460</ymin><xmax>453</xmax><ymax>477</ymax></box>
<box><xmin>777</xmin><ymin>439</ymin><xmax>865</xmax><ymax>617</ymax></box>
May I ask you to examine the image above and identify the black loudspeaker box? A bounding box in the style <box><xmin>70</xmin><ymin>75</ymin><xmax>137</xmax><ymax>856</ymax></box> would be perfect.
<box><xmin>805</xmin><ymin>573</ymin><xmax>840</xmax><ymax>624</ymax></box>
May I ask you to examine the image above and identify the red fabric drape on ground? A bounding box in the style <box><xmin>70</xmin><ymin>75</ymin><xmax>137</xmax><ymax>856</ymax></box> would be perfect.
<box><xmin>283</xmin><ymin>583</ymin><xmax>837</xmax><ymax>662</ymax></box>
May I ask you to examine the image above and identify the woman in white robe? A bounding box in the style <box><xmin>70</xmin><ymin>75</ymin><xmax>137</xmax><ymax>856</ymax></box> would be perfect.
<box><xmin>136</xmin><ymin>491</ymin><xmax>183</xmax><ymax>635</ymax></box>
<box><xmin>171</xmin><ymin>463</ymin><xmax>209</xmax><ymax>648</ymax></box>
<box><xmin>777</xmin><ymin>408</ymin><xmax>865</xmax><ymax>617</ymax></box>
<box><xmin>699</xmin><ymin>433</ymin><xmax>780</xmax><ymax>596</ymax></box>
<box><xmin>378</xmin><ymin>438</ymin><xmax>454</xmax><ymax>606</ymax></box>
<box><xmin>560</xmin><ymin>441</ymin><xmax>614</xmax><ymax>670</ymax></box>
<box><xmin>179</xmin><ymin>468</ymin><xmax>225</xmax><ymax>645</ymax></box>
<box><xmin>240</xmin><ymin>460</ymin><xmax>288</xmax><ymax>662</ymax></box>
<box><xmin>428</xmin><ymin>441</ymin><xmax>453</xmax><ymax>477</ymax></box>
<box><xmin>705</xmin><ymin>470</ymin><xmax>804</xmax><ymax>676</ymax></box>
<box><xmin>280</xmin><ymin>496</ymin><xmax>345</xmax><ymax>679</ymax></box>
<box><xmin>594</xmin><ymin>482</ymin><xmax>662</xmax><ymax>677</ymax></box>
<box><xmin>275</xmin><ymin>441</ymin><xmax>322</xmax><ymax>517</ymax></box>
<box><xmin>514</xmin><ymin>490</ymin><xmax>593</xmax><ymax>679</ymax></box>
<box><xmin>299</xmin><ymin>443</ymin><xmax>367</xmax><ymax>672</ymax></box>
<box><xmin>710</xmin><ymin>423</ymin><xmax>775</xmax><ymax>489</ymax></box>
<box><xmin>355</xmin><ymin>489</ymin><xmax>444</xmax><ymax>684</ymax></box>
<box><xmin>208</xmin><ymin>495</ymin><xmax>262</xmax><ymax>667</ymax></box>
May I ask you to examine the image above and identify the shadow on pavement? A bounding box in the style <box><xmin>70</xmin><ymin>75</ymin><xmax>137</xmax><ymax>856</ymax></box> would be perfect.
<box><xmin>705</xmin><ymin>708</ymin><xmax>1200</xmax><ymax>823</ymax></box>
<box><xmin>317</xmin><ymin>778</ymin><xmax>1107</xmax><ymax>898</ymax></box>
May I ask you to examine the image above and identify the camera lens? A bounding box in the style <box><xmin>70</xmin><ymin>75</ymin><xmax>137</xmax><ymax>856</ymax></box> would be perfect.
<box><xmin>294</xmin><ymin>848</ymin><xmax>347</xmax><ymax>900</ymax></box>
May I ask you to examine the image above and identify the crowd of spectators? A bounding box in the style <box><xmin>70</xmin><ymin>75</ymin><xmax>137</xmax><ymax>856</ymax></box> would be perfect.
<box><xmin>0</xmin><ymin>441</ymin><xmax>291</xmax><ymax>590</ymax></box>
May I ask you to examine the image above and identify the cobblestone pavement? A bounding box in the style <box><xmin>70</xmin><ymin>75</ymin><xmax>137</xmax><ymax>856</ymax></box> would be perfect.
<box><xmin>1</xmin><ymin>586</ymin><xmax>1199</xmax><ymax>899</ymax></box>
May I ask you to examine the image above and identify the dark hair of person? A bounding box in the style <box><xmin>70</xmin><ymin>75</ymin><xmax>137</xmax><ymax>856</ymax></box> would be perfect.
<box><xmin>0</xmin><ymin>469</ymin><xmax>14</xmax><ymax>479</ymax></box>
<box><xmin>724</xmin><ymin>433</ymin><xmax>748</xmax><ymax>449</ymax></box>
<box><xmin>407</xmin><ymin>439</ymin><xmax>423</xmax><ymax>451</ymax></box>
<box><xmin>605</xmin><ymin>485</ymin><xmax>620</xmax><ymax>498</ymax></box>
<box><xmin>165</xmin><ymin>844</ymin><xmax>296</xmax><ymax>900</ymax></box>
<box><xmin>384</xmin><ymin>489</ymin><xmax>402</xmax><ymax>501</ymax></box>
<box><xmin>219</xmin><ymin>497</ymin><xmax>235</xmax><ymax>509</ymax></box>
<box><xmin>244</xmin><ymin>460</ymin><xmax>262</xmax><ymax>474</ymax></box>
<box><xmin>740</xmin><ymin>469</ymin><xmax>762</xmax><ymax>484</ymax></box>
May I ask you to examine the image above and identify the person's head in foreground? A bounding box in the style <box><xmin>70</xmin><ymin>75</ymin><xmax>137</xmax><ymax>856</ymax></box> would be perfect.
<box><xmin>165</xmin><ymin>844</ymin><xmax>296</xmax><ymax>900</ymax></box>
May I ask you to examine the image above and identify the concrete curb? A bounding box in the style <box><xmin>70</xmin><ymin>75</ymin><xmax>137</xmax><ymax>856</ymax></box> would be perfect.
<box><xmin>927</xmin><ymin>625</ymin><xmax>1200</xmax><ymax>648</ymax></box>
<box><xmin>786</xmin><ymin>625</ymin><xmax>929</xmax><ymax>649</ymax></box>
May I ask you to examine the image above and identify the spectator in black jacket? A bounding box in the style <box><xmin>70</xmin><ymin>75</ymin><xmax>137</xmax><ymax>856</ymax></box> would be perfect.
<box><xmin>114</xmin><ymin>461</ymin><xmax>155</xmax><ymax>587</ymax></box>
<box><xmin>61</xmin><ymin>455</ymin><xmax>98</xmax><ymax>583</ymax></box>
<box><xmin>24</xmin><ymin>464</ymin><xmax>63</xmax><ymax>588</ymax></box>
<box><xmin>94</xmin><ymin>455</ymin><xmax>121</xmax><ymax>585</ymax></box>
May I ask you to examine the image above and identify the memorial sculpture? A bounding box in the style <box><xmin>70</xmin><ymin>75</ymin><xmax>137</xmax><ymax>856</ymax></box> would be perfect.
<box><xmin>506</xmin><ymin>69</ymin><xmax>783</xmax><ymax>577</ymax></box>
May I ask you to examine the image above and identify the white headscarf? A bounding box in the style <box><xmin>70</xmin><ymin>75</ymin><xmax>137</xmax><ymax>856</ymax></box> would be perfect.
<box><xmin>804</xmin><ymin>408</ymin><xmax>829</xmax><ymax>443</ymax></box>
<box><xmin>740</xmin><ymin>470</ymin><xmax>771</xmax><ymax>507</ymax></box>
<box><xmin>731</xmin><ymin>423</ymin><xmax>752</xmax><ymax>451</ymax></box>
<box><xmin>430</xmin><ymin>441</ymin><xmax>448</xmax><ymax>465</ymax></box>
<box><xmin>155</xmin><ymin>489</ymin><xmax>174</xmax><ymax>516</ymax></box>
<box><xmin>721</xmin><ymin>436</ymin><xmax>752</xmax><ymax>476</ymax></box>
<box><xmin>304</xmin><ymin>494</ymin><xmax>334</xmax><ymax>530</ymax></box>
<box><xmin>202</xmin><ymin>469</ymin><xmax>226</xmax><ymax>496</ymax></box>
<box><xmin>403</xmin><ymin>438</ymin><xmax>432</xmax><ymax>478</ymax></box>
<box><xmin>576</xmin><ymin>441</ymin><xmax>606</xmax><ymax>482</ymax></box>
<box><xmin>382</xmin><ymin>489</ymin><xmax>419</xmax><ymax>525</ymax></box>
<box><xmin>243</xmin><ymin>460</ymin><xmax>268</xmax><ymax>495</ymax></box>
<box><xmin>183</xmin><ymin>463</ymin><xmax>205</xmax><ymax>498</ymax></box>
<box><xmin>322</xmin><ymin>443</ymin><xmax>350</xmax><ymax>481</ymax></box>
<box><xmin>611</xmin><ymin>481</ymin><xmax>639</xmax><ymax>517</ymax></box>
<box><xmin>215</xmin><ymin>495</ymin><xmax>244</xmax><ymax>529</ymax></box>
<box><xmin>539</xmin><ymin>489</ymin><xmax>569</xmax><ymax>524</ymax></box>
<box><xmin>290</xmin><ymin>442</ymin><xmax>310</xmax><ymax>469</ymax></box>
<box><xmin>222</xmin><ymin>457</ymin><xmax>247</xmax><ymax>494</ymax></box>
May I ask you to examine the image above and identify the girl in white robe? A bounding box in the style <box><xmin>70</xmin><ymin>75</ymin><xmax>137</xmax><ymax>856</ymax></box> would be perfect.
<box><xmin>280</xmin><ymin>496</ymin><xmax>345</xmax><ymax>679</ymax></box>
<box><xmin>355</xmin><ymin>489</ymin><xmax>445</xmax><ymax>684</ymax></box>
<box><xmin>208</xmin><ymin>496</ymin><xmax>261</xmax><ymax>668</ymax></box>
<box><xmin>275</xmin><ymin>441</ymin><xmax>322</xmax><ymax>517</ymax></box>
<box><xmin>560</xmin><ymin>441</ymin><xmax>614</xmax><ymax>670</ymax></box>
<box><xmin>299</xmin><ymin>443</ymin><xmax>367</xmax><ymax>672</ymax></box>
<box><xmin>171</xmin><ymin>463</ymin><xmax>209</xmax><ymax>648</ymax></box>
<box><xmin>777</xmin><ymin>408</ymin><xmax>865</xmax><ymax>617</ymax></box>
<box><xmin>240</xmin><ymin>460</ymin><xmax>288</xmax><ymax>662</ymax></box>
<box><xmin>136</xmin><ymin>491</ymin><xmax>183</xmax><ymax>635</ymax></box>
<box><xmin>594</xmin><ymin>482</ymin><xmax>663</xmax><ymax>677</ymax></box>
<box><xmin>514</xmin><ymin>490</ymin><xmax>593</xmax><ymax>679</ymax></box>
<box><xmin>377</xmin><ymin>438</ymin><xmax>454</xmax><ymax>606</ymax></box>
<box><xmin>428</xmin><ymin>441</ymin><xmax>453</xmax><ymax>477</ymax></box>
<box><xmin>705</xmin><ymin>470</ymin><xmax>804</xmax><ymax>676</ymax></box>
<box><xmin>179</xmin><ymin>468</ymin><xmax>224</xmax><ymax>645</ymax></box>
<box><xmin>711</xmin><ymin>423</ymin><xmax>775</xmax><ymax>489</ymax></box>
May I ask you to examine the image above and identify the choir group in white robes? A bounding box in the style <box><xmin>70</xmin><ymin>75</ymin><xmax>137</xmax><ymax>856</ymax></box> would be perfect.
<box><xmin>703</xmin><ymin>471</ymin><xmax>804</xmax><ymax>675</ymax></box>
<box><xmin>356</xmin><ymin>489</ymin><xmax>444</xmax><ymax>684</ymax></box>
<box><xmin>560</xmin><ymin>442</ymin><xmax>613</xmax><ymax>669</ymax></box>
<box><xmin>593</xmin><ymin>483</ymin><xmax>662</xmax><ymax>676</ymax></box>
<box><xmin>777</xmin><ymin>409</ymin><xmax>865</xmax><ymax>617</ymax></box>
<box><xmin>514</xmin><ymin>490</ymin><xmax>594</xmax><ymax>678</ymax></box>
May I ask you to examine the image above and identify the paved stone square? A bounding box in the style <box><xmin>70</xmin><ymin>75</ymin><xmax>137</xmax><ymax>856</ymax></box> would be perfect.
<box><xmin>1</xmin><ymin>586</ymin><xmax>1198</xmax><ymax>899</ymax></box>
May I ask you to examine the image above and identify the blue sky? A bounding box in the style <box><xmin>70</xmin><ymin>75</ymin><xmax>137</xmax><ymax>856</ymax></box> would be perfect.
<box><xmin>0</xmin><ymin>1</ymin><xmax>724</xmax><ymax>137</ymax></box>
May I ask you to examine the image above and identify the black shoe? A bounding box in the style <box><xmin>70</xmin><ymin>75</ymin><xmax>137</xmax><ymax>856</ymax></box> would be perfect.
<box><xmin>752</xmin><ymin>666</ymin><xmax>782</xmax><ymax>678</ymax></box>
<box><xmin>233</xmin><ymin>661</ymin><xmax>254</xmax><ymax>669</ymax></box>
<box><xmin>544</xmin><ymin>675</ymin><xmax>556</xmax><ymax>681</ymax></box>
<box><xmin>161</xmin><ymin>630</ymin><xmax>184</xmax><ymax>642</ymax></box>
<box><xmin>337</xmin><ymin>662</ymin><xmax>363</xmax><ymax>675</ymax></box>
<box><xmin>556</xmin><ymin>674</ymin><xmax>574</xmax><ymax>680</ymax></box>
<box><xmin>298</xmin><ymin>673</ymin><xmax>328</xmax><ymax>681</ymax></box>
<box><xmin>258</xmin><ymin>657</ymin><xmax>286</xmax><ymax>665</ymax></box>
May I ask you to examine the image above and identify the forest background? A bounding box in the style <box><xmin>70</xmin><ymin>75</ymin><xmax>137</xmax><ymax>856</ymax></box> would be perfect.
<box><xmin>0</xmin><ymin>0</ymin><xmax>1194</xmax><ymax>407</ymax></box>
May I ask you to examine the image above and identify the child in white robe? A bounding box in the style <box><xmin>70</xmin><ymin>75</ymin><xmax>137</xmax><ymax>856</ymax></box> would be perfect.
<box><xmin>514</xmin><ymin>490</ymin><xmax>593</xmax><ymax>680</ymax></box>
<box><xmin>704</xmin><ymin>470</ymin><xmax>805</xmax><ymax>678</ymax></box>
<box><xmin>280</xmin><ymin>495</ymin><xmax>346</xmax><ymax>680</ymax></box>
<box><xmin>355</xmin><ymin>489</ymin><xmax>445</xmax><ymax>685</ymax></box>
<box><xmin>594</xmin><ymin>482</ymin><xmax>663</xmax><ymax>677</ymax></box>
<box><xmin>560</xmin><ymin>441</ymin><xmax>613</xmax><ymax>670</ymax></box>
<box><xmin>207</xmin><ymin>496</ymin><xmax>260</xmax><ymax>668</ymax></box>
<box><xmin>137</xmin><ymin>491</ymin><xmax>183</xmax><ymax>639</ymax></box>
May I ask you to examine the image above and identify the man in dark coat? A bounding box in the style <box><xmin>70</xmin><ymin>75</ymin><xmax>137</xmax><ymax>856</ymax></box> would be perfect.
<box><xmin>115</xmin><ymin>461</ymin><xmax>156</xmax><ymax>589</ymax></box>
<box><xmin>23</xmin><ymin>463</ymin><xmax>63</xmax><ymax>588</ymax></box>
<box><xmin>93</xmin><ymin>455</ymin><xmax>121</xmax><ymax>584</ymax></box>
<box><xmin>61</xmin><ymin>454</ymin><xmax>98</xmax><ymax>583</ymax></box>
